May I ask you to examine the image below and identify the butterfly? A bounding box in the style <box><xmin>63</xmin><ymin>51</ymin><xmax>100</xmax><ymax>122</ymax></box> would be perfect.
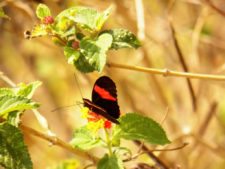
<box><xmin>83</xmin><ymin>76</ymin><xmax>120</xmax><ymax>124</ymax></box>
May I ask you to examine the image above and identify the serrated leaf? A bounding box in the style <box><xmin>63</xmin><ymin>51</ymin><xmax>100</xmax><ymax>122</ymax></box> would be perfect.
<box><xmin>6</xmin><ymin>111</ymin><xmax>22</xmax><ymax>127</ymax></box>
<box><xmin>0</xmin><ymin>95</ymin><xmax>39</xmax><ymax>117</ymax></box>
<box><xmin>0</xmin><ymin>88</ymin><xmax>15</xmax><ymax>97</ymax></box>
<box><xmin>74</xmin><ymin>33</ymin><xmax>112</xmax><ymax>72</ymax></box>
<box><xmin>36</xmin><ymin>4</ymin><xmax>51</xmax><ymax>19</ymax></box>
<box><xmin>97</xmin><ymin>154</ymin><xmax>124</xmax><ymax>169</ymax></box>
<box><xmin>17</xmin><ymin>81</ymin><xmax>42</xmax><ymax>99</ymax></box>
<box><xmin>47</xmin><ymin>159</ymin><xmax>79</xmax><ymax>169</ymax></box>
<box><xmin>0</xmin><ymin>123</ymin><xmax>33</xmax><ymax>169</ymax></box>
<box><xmin>64</xmin><ymin>46</ymin><xmax>80</xmax><ymax>64</ymax></box>
<box><xmin>54</xmin><ymin>6</ymin><xmax>111</xmax><ymax>36</ymax></box>
<box><xmin>70</xmin><ymin>126</ymin><xmax>104</xmax><ymax>150</ymax></box>
<box><xmin>113</xmin><ymin>113</ymin><xmax>170</xmax><ymax>145</ymax></box>
<box><xmin>102</xmin><ymin>29</ymin><xmax>141</xmax><ymax>49</ymax></box>
<box><xmin>95</xmin><ymin>6</ymin><xmax>112</xmax><ymax>31</ymax></box>
<box><xmin>28</xmin><ymin>24</ymin><xmax>49</xmax><ymax>38</ymax></box>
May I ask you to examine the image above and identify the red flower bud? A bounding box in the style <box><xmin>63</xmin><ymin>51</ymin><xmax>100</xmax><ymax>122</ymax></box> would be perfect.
<box><xmin>72</xmin><ymin>41</ymin><xmax>80</xmax><ymax>49</ymax></box>
<box><xmin>43</xmin><ymin>16</ymin><xmax>54</xmax><ymax>24</ymax></box>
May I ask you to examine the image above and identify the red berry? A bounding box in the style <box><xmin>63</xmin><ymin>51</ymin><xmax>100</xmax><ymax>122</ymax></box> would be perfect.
<box><xmin>72</xmin><ymin>41</ymin><xmax>80</xmax><ymax>49</ymax></box>
<box><xmin>43</xmin><ymin>16</ymin><xmax>54</xmax><ymax>24</ymax></box>
<box><xmin>104</xmin><ymin>120</ymin><xmax>112</xmax><ymax>129</ymax></box>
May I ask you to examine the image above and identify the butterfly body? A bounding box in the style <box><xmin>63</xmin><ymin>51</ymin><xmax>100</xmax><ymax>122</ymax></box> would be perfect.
<box><xmin>83</xmin><ymin>76</ymin><xmax>120</xmax><ymax>124</ymax></box>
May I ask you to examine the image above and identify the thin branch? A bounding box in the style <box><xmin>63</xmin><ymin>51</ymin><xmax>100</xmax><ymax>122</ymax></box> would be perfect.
<box><xmin>198</xmin><ymin>101</ymin><xmax>218</xmax><ymax>136</ymax></box>
<box><xmin>107</xmin><ymin>62</ymin><xmax>225</xmax><ymax>81</ymax></box>
<box><xmin>20</xmin><ymin>124</ymin><xmax>98</xmax><ymax>163</ymax></box>
<box><xmin>134</xmin><ymin>141</ymin><xmax>170</xmax><ymax>169</ymax></box>
<box><xmin>206</xmin><ymin>0</ymin><xmax>225</xmax><ymax>17</ymax></box>
<box><xmin>134</xmin><ymin>0</ymin><xmax>145</xmax><ymax>41</ymax></box>
<box><xmin>124</xmin><ymin>142</ymin><xmax>188</xmax><ymax>162</ymax></box>
<box><xmin>168</xmin><ymin>18</ymin><xmax>197</xmax><ymax>111</ymax></box>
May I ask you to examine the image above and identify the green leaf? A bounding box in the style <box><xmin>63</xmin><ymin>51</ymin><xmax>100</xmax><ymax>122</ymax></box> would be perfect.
<box><xmin>102</xmin><ymin>29</ymin><xmax>141</xmax><ymax>49</ymax></box>
<box><xmin>97</xmin><ymin>154</ymin><xmax>124</xmax><ymax>169</ymax></box>
<box><xmin>95</xmin><ymin>6</ymin><xmax>112</xmax><ymax>31</ymax></box>
<box><xmin>0</xmin><ymin>123</ymin><xmax>33</xmax><ymax>169</ymax></box>
<box><xmin>74</xmin><ymin>33</ymin><xmax>112</xmax><ymax>72</ymax></box>
<box><xmin>36</xmin><ymin>4</ymin><xmax>51</xmax><ymax>19</ymax></box>
<box><xmin>28</xmin><ymin>24</ymin><xmax>49</xmax><ymax>38</ymax></box>
<box><xmin>47</xmin><ymin>159</ymin><xmax>79</xmax><ymax>169</ymax></box>
<box><xmin>0</xmin><ymin>95</ymin><xmax>39</xmax><ymax>117</ymax></box>
<box><xmin>0</xmin><ymin>88</ymin><xmax>15</xmax><ymax>97</ymax></box>
<box><xmin>113</xmin><ymin>113</ymin><xmax>170</xmax><ymax>145</ymax></box>
<box><xmin>6</xmin><ymin>111</ymin><xmax>22</xmax><ymax>127</ymax></box>
<box><xmin>70</xmin><ymin>126</ymin><xmax>104</xmax><ymax>150</ymax></box>
<box><xmin>17</xmin><ymin>81</ymin><xmax>42</xmax><ymax>99</ymax></box>
<box><xmin>64</xmin><ymin>46</ymin><xmax>80</xmax><ymax>64</ymax></box>
<box><xmin>54</xmin><ymin>6</ymin><xmax>112</xmax><ymax>36</ymax></box>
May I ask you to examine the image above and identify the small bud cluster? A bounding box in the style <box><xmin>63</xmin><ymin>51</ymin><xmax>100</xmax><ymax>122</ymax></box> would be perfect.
<box><xmin>43</xmin><ymin>16</ymin><xmax>54</xmax><ymax>24</ymax></box>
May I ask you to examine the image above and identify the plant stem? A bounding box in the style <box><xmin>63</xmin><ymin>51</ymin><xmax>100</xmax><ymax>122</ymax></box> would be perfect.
<box><xmin>107</xmin><ymin>62</ymin><xmax>225</xmax><ymax>81</ymax></box>
<box><xmin>104</xmin><ymin>128</ymin><xmax>113</xmax><ymax>156</ymax></box>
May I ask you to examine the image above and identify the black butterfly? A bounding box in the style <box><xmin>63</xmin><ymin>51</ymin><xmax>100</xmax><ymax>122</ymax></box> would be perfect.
<box><xmin>83</xmin><ymin>76</ymin><xmax>120</xmax><ymax>124</ymax></box>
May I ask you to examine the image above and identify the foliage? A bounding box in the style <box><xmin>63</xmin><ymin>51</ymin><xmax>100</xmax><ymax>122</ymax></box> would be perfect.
<box><xmin>0</xmin><ymin>82</ymin><xmax>41</xmax><ymax>169</ymax></box>
<box><xmin>113</xmin><ymin>113</ymin><xmax>170</xmax><ymax>145</ymax></box>
<box><xmin>0</xmin><ymin>123</ymin><xmax>33</xmax><ymax>169</ymax></box>
<box><xmin>26</xmin><ymin>4</ymin><xmax>141</xmax><ymax>73</ymax></box>
<box><xmin>0</xmin><ymin>3</ymin><xmax>171</xmax><ymax>169</ymax></box>
<box><xmin>97</xmin><ymin>154</ymin><xmax>123</xmax><ymax>169</ymax></box>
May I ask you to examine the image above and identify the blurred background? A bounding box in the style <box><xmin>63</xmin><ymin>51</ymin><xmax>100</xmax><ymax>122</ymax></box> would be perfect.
<box><xmin>1</xmin><ymin>0</ymin><xmax>225</xmax><ymax>168</ymax></box>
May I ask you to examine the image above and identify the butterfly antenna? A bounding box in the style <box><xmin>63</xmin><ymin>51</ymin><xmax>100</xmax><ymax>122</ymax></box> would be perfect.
<box><xmin>73</xmin><ymin>71</ymin><xmax>84</xmax><ymax>100</ymax></box>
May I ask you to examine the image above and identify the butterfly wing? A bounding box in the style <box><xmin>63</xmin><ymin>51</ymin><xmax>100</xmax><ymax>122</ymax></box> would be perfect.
<box><xmin>92</xmin><ymin>76</ymin><xmax>120</xmax><ymax>119</ymax></box>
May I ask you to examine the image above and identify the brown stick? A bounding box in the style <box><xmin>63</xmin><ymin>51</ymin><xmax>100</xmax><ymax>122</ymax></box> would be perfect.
<box><xmin>206</xmin><ymin>0</ymin><xmax>225</xmax><ymax>17</ymax></box>
<box><xmin>134</xmin><ymin>141</ymin><xmax>170</xmax><ymax>169</ymax></box>
<box><xmin>168</xmin><ymin>18</ymin><xmax>197</xmax><ymax>111</ymax></box>
<box><xmin>107</xmin><ymin>62</ymin><xmax>225</xmax><ymax>81</ymax></box>
<box><xmin>20</xmin><ymin>124</ymin><xmax>98</xmax><ymax>163</ymax></box>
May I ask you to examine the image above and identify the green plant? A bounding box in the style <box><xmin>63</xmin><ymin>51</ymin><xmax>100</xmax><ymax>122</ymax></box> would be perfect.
<box><xmin>0</xmin><ymin>4</ymin><xmax>171</xmax><ymax>169</ymax></box>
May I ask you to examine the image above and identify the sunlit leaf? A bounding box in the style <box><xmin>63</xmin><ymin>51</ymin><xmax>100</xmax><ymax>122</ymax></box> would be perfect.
<box><xmin>113</xmin><ymin>113</ymin><xmax>170</xmax><ymax>145</ymax></box>
<box><xmin>36</xmin><ymin>4</ymin><xmax>51</xmax><ymax>19</ymax></box>
<box><xmin>74</xmin><ymin>33</ymin><xmax>112</xmax><ymax>72</ymax></box>
<box><xmin>70</xmin><ymin>126</ymin><xmax>104</xmax><ymax>150</ymax></box>
<box><xmin>0</xmin><ymin>95</ymin><xmax>39</xmax><ymax>117</ymax></box>
<box><xmin>97</xmin><ymin>154</ymin><xmax>124</xmax><ymax>169</ymax></box>
<box><xmin>64</xmin><ymin>46</ymin><xmax>80</xmax><ymax>64</ymax></box>
<box><xmin>0</xmin><ymin>123</ymin><xmax>33</xmax><ymax>169</ymax></box>
<box><xmin>17</xmin><ymin>81</ymin><xmax>42</xmax><ymax>99</ymax></box>
<box><xmin>102</xmin><ymin>29</ymin><xmax>141</xmax><ymax>49</ymax></box>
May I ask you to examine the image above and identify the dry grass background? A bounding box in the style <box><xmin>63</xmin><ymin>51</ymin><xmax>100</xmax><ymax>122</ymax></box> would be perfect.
<box><xmin>1</xmin><ymin>0</ymin><xmax>225</xmax><ymax>168</ymax></box>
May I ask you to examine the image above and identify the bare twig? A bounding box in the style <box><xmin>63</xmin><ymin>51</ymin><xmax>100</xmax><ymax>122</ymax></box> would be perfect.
<box><xmin>107</xmin><ymin>62</ymin><xmax>225</xmax><ymax>81</ymax></box>
<box><xmin>134</xmin><ymin>0</ymin><xmax>145</xmax><ymax>41</ymax></box>
<box><xmin>168</xmin><ymin>18</ymin><xmax>197</xmax><ymax>111</ymax></box>
<box><xmin>20</xmin><ymin>124</ymin><xmax>98</xmax><ymax>163</ymax></box>
<box><xmin>134</xmin><ymin>141</ymin><xmax>170</xmax><ymax>169</ymax></box>
<box><xmin>205</xmin><ymin>0</ymin><xmax>225</xmax><ymax>17</ymax></box>
<box><xmin>124</xmin><ymin>142</ymin><xmax>188</xmax><ymax>162</ymax></box>
<box><xmin>198</xmin><ymin>101</ymin><xmax>218</xmax><ymax>136</ymax></box>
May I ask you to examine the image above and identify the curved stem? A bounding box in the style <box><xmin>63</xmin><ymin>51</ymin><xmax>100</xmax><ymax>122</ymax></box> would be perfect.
<box><xmin>104</xmin><ymin>128</ymin><xmax>112</xmax><ymax>156</ymax></box>
<box><xmin>107</xmin><ymin>62</ymin><xmax>225</xmax><ymax>81</ymax></box>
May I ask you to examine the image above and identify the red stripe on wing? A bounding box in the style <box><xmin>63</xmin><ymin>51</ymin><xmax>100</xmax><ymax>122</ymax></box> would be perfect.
<box><xmin>94</xmin><ymin>85</ymin><xmax>117</xmax><ymax>101</ymax></box>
